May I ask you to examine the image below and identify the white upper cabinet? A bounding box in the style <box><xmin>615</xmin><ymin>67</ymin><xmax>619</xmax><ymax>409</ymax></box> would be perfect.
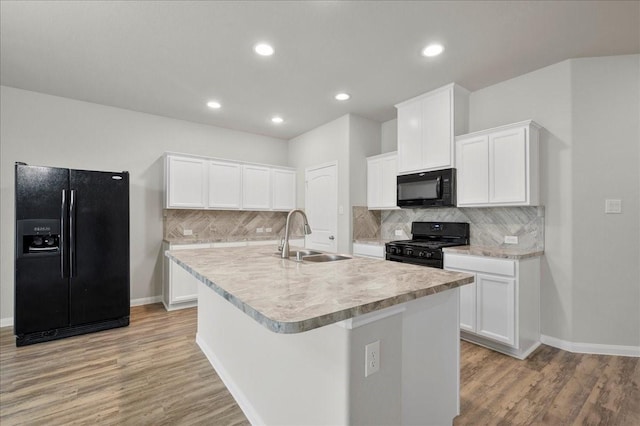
<box><xmin>165</xmin><ymin>155</ymin><xmax>207</xmax><ymax>208</ymax></box>
<box><xmin>367</xmin><ymin>152</ymin><xmax>398</xmax><ymax>209</ymax></box>
<box><xmin>396</xmin><ymin>83</ymin><xmax>469</xmax><ymax>174</ymax></box>
<box><xmin>272</xmin><ymin>168</ymin><xmax>296</xmax><ymax>211</ymax></box>
<box><xmin>242</xmin><ymin>164</ymin><xmax>272</xmax><ymax>210</ymax></box>
<box><xmin>456</xmin><ymin>120</ymin><xmax>541</xmax><ymax>207</ymax></box>
<box><xmin>208</xmin><ymin>160</ymin><xmax>242</xmax><ymax>209</ymax></box>
<box><xmin>164</xmin><ymin>153</ymin><xmax>296</xmax><ymax>211</ymax></box>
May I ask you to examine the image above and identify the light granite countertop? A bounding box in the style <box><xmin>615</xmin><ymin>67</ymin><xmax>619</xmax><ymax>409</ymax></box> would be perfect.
<box><xmin>166</xmin><ymin>245</ymin><xmax>473</xmax><ymax>334</ymax></box>
<box><xmin>443</xmin><ymin>245</ymin><xmax>544</xmax><ymax>260</ymax></box>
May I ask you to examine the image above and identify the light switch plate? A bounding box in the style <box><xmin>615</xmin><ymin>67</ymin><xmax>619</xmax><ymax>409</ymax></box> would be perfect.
<box><xmin>395</xmin><ymin>230</ymin><xmax>403</xmax><ymax>236</ymax></box>
<box><xmin>183</xmin><ymin>229</ymin><xmax>193</xmax><ymax>236</ymax></box>
<box><xmin>605</xmin><ymin>199</ymin><xmax>622</xmax><ymax>214</ymax></box>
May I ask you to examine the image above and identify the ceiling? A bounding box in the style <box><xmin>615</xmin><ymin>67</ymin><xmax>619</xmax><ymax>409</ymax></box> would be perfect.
<box><xmin>1</xmin><ymin>1</ymin><xmax>638</xmax><ymax>140</ymax></box>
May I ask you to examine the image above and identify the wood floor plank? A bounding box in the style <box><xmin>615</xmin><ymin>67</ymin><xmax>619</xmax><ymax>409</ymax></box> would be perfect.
<box><xmin>1</xmin><ymin>304</ymin><xmax>638</xmax><ymax>425</ymax></box>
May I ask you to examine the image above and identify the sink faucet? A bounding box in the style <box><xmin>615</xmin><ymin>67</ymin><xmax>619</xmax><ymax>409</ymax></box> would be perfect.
<box><xmin>280</xmin><ymin>209</ymin><xmax>312</xmax><ymax>258</ymax></box>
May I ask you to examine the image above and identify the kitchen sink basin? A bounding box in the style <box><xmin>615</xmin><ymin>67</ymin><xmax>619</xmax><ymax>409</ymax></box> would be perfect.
<box><xmin>291</xmin><ymin>250</ymin><xmax>323</xmax><ymax>257</ymax></box>
<box><xmin>301</xmin><ymin>254</ymin><xmax>352</xmax><ymax>263</ymax></box>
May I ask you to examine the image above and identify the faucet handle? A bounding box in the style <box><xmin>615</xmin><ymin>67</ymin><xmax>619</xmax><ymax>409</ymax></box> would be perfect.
<box><xmin>278</xmin><ymin>237</ymin><xmax>285</xmax><ymax>251</ymax></box>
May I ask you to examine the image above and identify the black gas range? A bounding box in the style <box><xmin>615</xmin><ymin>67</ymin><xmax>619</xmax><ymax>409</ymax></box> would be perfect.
<box><xmin>385</xmin><ymin>222</ymin><xmax>470</xmax><ymax>268</ymax></box>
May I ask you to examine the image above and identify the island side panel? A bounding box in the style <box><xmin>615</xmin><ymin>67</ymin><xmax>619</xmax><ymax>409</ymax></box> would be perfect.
<box><xmin>196</xmin><ymin>281</ymin><xmax>352</xmax><ymax>425</ymax></box>
<box><xmin>402</xmin><ymin>288</ymin><xmax>461</xmax><ymax>425</ymax></box>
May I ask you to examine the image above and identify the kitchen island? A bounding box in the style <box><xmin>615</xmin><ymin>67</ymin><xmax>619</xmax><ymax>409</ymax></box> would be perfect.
<box><xmin>166</xmin><ymin>246</ymin><xmax>473</xmax><ymax>425</ymax></box>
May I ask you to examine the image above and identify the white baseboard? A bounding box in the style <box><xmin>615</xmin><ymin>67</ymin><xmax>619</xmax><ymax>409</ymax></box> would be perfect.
<box><xmin>196</xmin><ymin>333</ymin><xmax>264</xmax><ymax>425</ymax></box>
<box><xmin>130</xmin><ymin>296</ymin><xmax>162</xmax><ymax>306</ymax></box>
<box><xmin>0</xmin><ymin>297</ymin><xmax>163</xmax><ymax>329</ymax></box>
<box><xmin>541</xmin><ymin>334</ymin><xmax>640</xmax><ymax>358</ymax></box>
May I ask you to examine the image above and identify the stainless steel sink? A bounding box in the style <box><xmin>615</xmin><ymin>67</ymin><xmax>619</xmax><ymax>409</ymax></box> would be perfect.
<box><xmin>273</xmin><ymin>249</ymin><xmax>323</xmax><ymax>259</ymax></box>
<box><xmin>291</xmin><ymin>250</ymin><xmax>322</xmax><ymax>257</ymax></box>
<box><xmin>301</xmin><ymin>254</ymin><xmax>352</xmax><ymax>263</ymax></box>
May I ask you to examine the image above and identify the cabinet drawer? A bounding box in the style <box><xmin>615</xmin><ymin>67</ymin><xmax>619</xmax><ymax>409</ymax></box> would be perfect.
<box><xmin>353</xmin><ymin>243</ymin><xmax>385</xmax><ymax>259</ymax></box>
<box><xmin>444</xmin><ymin>254</ymin><xmax>515</xmax><ymax>277</ymax></box>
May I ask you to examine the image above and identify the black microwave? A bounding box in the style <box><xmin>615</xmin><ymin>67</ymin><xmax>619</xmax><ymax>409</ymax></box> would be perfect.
<box><xmin>397</xmin><ymin>168</ymin><xmax>456</xmax><ymax>208</ymax></box>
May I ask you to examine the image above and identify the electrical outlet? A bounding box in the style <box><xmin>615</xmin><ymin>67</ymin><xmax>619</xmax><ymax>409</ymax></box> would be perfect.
<box><xmin>183</xmin><ymin>229</ymin><xmax>193</xmax><ymax>236</ymax></box>
<box><xmin>605</xmin><ymin>199</ymin><xmax>622</xmax><ymax>214</ymax></box>
<box><xmin>395</xmin><ymin>230</ymin><xmax>403</xmax><ymax>237</ymax></box>
<box><xmin>365</xmin><ymin>340</ymin><xmax>380</xmax><ymax>377</ymax></box>
<box><xmin>504</xmin><ymin>235</ymin><xmax>518</xmax><ymax>244</ymax></box>
<box><xmin>265</xmin><ymin>227</ymin><xmax>272</xmax><ymax>233</ymax></box>
<box><xmin>256</xmin><ymin>227</ymin><xmax>264</xmax><ymax>233</ymax></box>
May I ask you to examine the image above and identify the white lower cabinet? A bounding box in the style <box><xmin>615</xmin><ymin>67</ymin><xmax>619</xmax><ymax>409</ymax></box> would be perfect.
<box><xmin>444</xmin><ymin>252</ymin><xmax>540</xmax><ymax>359</ymax></box>
<box><xmin>162</xmin><ymin>242</ymin><xmax>208</xmax><ymax>310</ymax></box>
<box><xmin>352</xmin><ymin>243</ymin><xmax>385</xmax><ymax>259</ymax></box>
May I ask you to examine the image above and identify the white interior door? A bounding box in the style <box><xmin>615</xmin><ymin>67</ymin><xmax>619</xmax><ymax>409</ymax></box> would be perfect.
<box><xmin>305</xmin><ymin>162</ymin><xmax>338</xmax><ymax>252</ymax></box>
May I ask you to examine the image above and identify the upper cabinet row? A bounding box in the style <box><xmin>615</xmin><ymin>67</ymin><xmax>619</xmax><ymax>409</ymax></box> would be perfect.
<box><xmin>395</xmin><ymin>83</ymin><xmax>469</xmax><ymax>174</ymax></box>
<box><xmin>165</xmin><ymin>154</ymin><xmax>296</xmax><ymax>211</ymax></box>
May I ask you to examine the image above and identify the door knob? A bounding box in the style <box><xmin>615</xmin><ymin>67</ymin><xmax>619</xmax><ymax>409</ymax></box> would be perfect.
<box><xmin>329</xmin><ymin>235</ymin><xmax>335</xmax><ymax>240</ymax></box>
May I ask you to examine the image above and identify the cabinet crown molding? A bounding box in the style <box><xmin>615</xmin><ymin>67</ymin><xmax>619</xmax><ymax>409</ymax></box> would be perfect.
<box><xmin>456</xmin><ymin>120</ymin><xmax>541</xmax><ymax>140</ymax></box>
<box><xmin>394</xmin><ymin>82</ymin><xmax>470</xmax><ymax>109</ymax></box>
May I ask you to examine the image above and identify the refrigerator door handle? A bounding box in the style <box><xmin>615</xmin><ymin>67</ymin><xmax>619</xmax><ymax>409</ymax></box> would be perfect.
<box><xmin>60</xmin><ymin>189</ymin><xmax>67</xmax><ymax>278</ymax></box>
<box><xmin>69</xmin><ymin>189</ymin><xmax>76</xmax><ymax>278</ymax></box>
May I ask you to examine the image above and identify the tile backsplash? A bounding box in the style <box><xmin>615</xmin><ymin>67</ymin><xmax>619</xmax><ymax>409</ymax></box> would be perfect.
<box><xmin>351</xmin><ymin>205</ymin><xmax>544</xmax><ymax>251</ymax></box>
<box><xmin>352</xmin><ymin>206</ymin><xmax>381</xmax><ymax>239</ymax></box>
<box><xmin>164</xmin><ymin>209</ymin><xmax>303</xmax><ymax>243</ymax></box>
<box><xmin>380</xmin><ymin>206</ymin><xmax>544</xmax><ymax>250</ymax></box>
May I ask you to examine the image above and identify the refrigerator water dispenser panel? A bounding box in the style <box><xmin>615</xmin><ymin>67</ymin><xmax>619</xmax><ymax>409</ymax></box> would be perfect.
<box><xmin>17</xmin><ymin>219</ymin><xmax>61</xmax><ymax>256</ymax></box>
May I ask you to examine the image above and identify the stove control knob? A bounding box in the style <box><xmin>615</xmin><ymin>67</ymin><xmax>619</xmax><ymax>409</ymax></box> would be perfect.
<box><xmin>389</xmin><ymin>247</ymin><xmax>398</xmax><ymax>255</ymax></box>
<box><xmin>426</xmin><ymin>252</ymin><xmax>433</xmax><ymax>258</ymax></box>
<box><xmin>405</xmin><ymin>249</ymin><xmax>413</xmax><ymax>256</ymax></box>
<box><xmin>418</xmin><ymin>251</ymin><xmax>426</xmax><ymax>258</ymax></box>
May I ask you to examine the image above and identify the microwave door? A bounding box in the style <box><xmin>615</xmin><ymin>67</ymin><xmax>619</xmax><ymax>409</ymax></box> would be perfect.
<box><xmin>398</xmin><ymin>177</ymin><xmax>439</xmax><ymax>203</ymax></box>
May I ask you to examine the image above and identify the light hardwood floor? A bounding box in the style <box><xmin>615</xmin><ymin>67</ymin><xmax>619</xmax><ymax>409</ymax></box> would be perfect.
<box><xmin>1</xmin><ymin>303</ymin><xmax>638</xmax><ymax>425</ymax></box>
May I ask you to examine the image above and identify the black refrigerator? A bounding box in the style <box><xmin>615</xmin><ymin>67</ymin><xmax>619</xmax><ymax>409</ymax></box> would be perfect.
<box><xmin>14</xmin><ymin>163</ymin><xmax>130</xmax><ymax>346</ymax></box>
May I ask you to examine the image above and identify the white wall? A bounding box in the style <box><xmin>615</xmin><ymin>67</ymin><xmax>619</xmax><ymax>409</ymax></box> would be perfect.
<box><xmin>348</xmin><ymin>115</ymin><xmax>381</xmax><ymax>207</ymax></box>
<box><xmin>0</xmin><ymin>86</ymin><xmax>288</xmax><ymax>323</ymax></box>
<box><xmin>469</xmin><ymin>55</ymin><xmax>640</xmax><ymax>348</ymax></box>
<box><xmin>381</xmin><ymin>119</ymin><xmax>398</xmax><ymax>153</ymax></box>
<box><xmin>288</xmin><ymin>115</ymin><xmax>350</xmax><ymax>253</ymax></box>
<box><xmin>570</xmin><ymin>55</ymin><xmax>640</xmax><ymax>346</ymax></box>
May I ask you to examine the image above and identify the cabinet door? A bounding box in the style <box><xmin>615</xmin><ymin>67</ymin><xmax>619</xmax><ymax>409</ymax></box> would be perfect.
<box><xmin>381</xmin><ymin>155</ymin><xmax>398</xmax><ymax>208</ymax></box>
<box><xmin>170</xmin><ymin>260</ymin><xmax>199</xmax><ymax>304</ymax></box>
<box><xmin>167</xmin><ymin>156</ymin><xmax>207</xmax><ymax>208</ymax></box>
<box><xmin>209</xmin><ymin>160</ymin><xmax>242</xmax><ymax>209</ymax></box>
<box><xmin>489</xmin><ymin>126</ymin><xmax>528</xmax><ymax>204</ymax></box>
<box><xmin>242</xmin><ymin>165</ymin><xmax>271</xmax><ymax>209</ymax></box>
<box><xmin>422</xmin><ymin>88</ymin><xmax>453</xmax><ymax>170</ymax></box>
<box><xmin>367</xmin><ymin>158</ymin><xmax>382</xmax><ymax>208</ymax></box>
<box><xmin>456</xmin><ymin>135</ymin><xmax>489</xmax><ymax>206</ymax></box>
<box><xmin>272</xmin><ymin>169</ymin><xmax>296</xmax><ymax>211</ymax></box>
<box><xmin>476</xmin><ymin>273</ymin><xmax>516</xmax><ymax>346</ymax></box>
<box><xmin>459</xmin><ymin>278</ymin><xmax>476</xmax><ymax>333</ymax></box>
<box><xmin>397</xmin><ymin>100</ymin><xmax>423</xmax><ymax>174</ymax></box>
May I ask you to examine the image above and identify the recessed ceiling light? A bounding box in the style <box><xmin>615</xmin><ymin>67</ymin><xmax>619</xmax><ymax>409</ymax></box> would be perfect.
<box><xmin>271</xmin><ymin>116</ymin><xmax>284</xmax><ymax>124</ymax></box>
<box><xmin>422</xmin><ymin>43</ymin><xmax>444</xmax><ymax>57</ymax></box>
<box><xmin>207</xmin><ymin>101</ymin><xmax>221</xmax><ymax>109</ymax></box>
<box><xmin>335</xmin><ymin>93</ymin><xmax>351</xmax><ymax>101</ymax></box>
<box><xmin>254</xmin><ymin>43</ymin><xmax>274</xmax><ymax>56</ymax></box>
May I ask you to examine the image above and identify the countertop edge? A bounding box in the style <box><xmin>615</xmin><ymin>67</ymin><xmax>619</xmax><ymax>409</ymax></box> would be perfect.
<box><xmin>442</xmin><ymin>245</ymin><xmax>544</xmax><ymax>260</ymax></box>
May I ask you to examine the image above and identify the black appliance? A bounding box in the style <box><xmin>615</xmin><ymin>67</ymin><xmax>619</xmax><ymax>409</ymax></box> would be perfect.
<box><xmin>14</xmin><ymin>163</ymin><xmax>130</xmax><ymax>346</ymax></box>
<box><xmin>385</xmin><ymin>222</ymin><xmax>469</xmax><ymax>268</ymax></box>
<box><xmin>397</xmin><ymin>168</ymin><xmax>456</xmax><ymax>208</ymax></box>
